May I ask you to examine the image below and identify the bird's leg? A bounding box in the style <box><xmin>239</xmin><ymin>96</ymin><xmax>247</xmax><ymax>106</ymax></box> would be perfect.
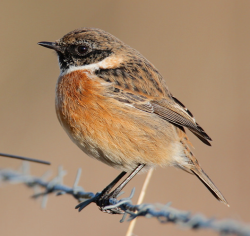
<box><xmin>109</xmin><ymin>164</ymin><xmax>145</xmax><ymax>199</ymax></box>
<box><xmin>98</xmin><ymin>171</ymin><xmax>127</xmax><ymax>198</ymax></box>
<box><xmin>97</xmin><ymin>164</ymin><xmax>145</xmax><ymax>214</ymax></box>
<box><xmin>75</xmin><ymin>171</ymin><xmax>126</xmax><ymax>212</ymax></box>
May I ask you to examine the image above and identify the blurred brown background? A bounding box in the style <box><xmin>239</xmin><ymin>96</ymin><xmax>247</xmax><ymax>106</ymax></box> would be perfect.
<box><xmin>0</xmin><ymin>0</ymin><xmax>249</xmax><ymax>235</ymax></box>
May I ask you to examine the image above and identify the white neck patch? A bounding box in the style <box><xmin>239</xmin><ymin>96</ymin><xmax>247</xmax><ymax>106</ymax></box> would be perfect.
<box><xmin>60</xmin><ymin>55</ymin><xmax>123</xmax><ymax>76</ymax></box>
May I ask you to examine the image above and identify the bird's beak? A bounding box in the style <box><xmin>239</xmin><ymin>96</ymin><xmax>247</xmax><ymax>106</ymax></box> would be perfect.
<box><xmin>38</xmin><ymin>41</ymin><xmax>62</xmax><ymax>52</ymax></box>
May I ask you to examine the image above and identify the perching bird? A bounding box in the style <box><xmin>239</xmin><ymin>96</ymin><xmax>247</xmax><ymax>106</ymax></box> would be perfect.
<box><xmin>38</xmin><ymin>28</ymin><xmax>228</xmax><ymax>211</ymax></box>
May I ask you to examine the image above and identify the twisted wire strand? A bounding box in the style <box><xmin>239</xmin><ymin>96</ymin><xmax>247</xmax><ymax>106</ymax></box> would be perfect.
<box><xmin>0</xmin><ymin>163</ymin><xmax>249</xmax><ymax>236</ymax></box>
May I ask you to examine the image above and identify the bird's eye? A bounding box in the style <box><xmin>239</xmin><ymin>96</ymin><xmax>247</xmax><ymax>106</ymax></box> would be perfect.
<box><xmin>76</xmin><ymin>45</ymin><xmax>88</xmax><ymax>55</ymax></box>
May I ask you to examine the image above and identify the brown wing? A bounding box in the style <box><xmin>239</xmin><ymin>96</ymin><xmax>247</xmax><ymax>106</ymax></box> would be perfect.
<box><xmin>96</xmin><ymin>50</ymin><xmax>211</xmax><ymax>145</ymax></box>
<box><xmin>107</xmin><ymin>86</ymin><xmax>212</xmax><ymax>146</ymax></box>
<box><xmin>151</xmin><ymin>98</ymin><xmax>212</xmax><ymax>145</ymax></box>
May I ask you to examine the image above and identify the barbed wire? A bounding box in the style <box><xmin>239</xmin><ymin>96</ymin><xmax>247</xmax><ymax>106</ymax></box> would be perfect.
<box><xmin>1</xmin><ymin>162</ymin><xmax>250</xmax><ymax>236</ymax></box>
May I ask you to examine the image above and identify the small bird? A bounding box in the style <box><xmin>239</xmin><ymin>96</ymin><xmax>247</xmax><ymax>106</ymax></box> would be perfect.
<box><xmin>38</xmin><ymin>27</ymin><xmax>228</xmax><ymax>210</ymax></box>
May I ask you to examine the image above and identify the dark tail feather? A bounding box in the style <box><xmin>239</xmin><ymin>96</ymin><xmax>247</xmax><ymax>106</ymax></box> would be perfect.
<box><xmin>191</xmin><ymin>168</ymin><xmax>229</xmax><ymax>207</ymax></box>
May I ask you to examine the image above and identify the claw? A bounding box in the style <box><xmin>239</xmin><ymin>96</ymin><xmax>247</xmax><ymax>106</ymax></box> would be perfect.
<box><xmin>96</xmin><ymin>194</ymin><xmax>125</xmax><ymax>214</ymax></box>
<box><xmin>74</xmin><ymin>165</ymin><xmax>144</xmax><ymax>214</ymax></box>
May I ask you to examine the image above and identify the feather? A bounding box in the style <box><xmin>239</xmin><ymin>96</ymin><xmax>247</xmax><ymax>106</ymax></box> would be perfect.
<box><xmin>110</xmin><ymin>87</ymin><xmax>211</xmax><ymax>146</ymax></box>
<box><xmin>191</xmin><ymin>167</ymin><xmax>229</xmax><ymax>207</ymax></box>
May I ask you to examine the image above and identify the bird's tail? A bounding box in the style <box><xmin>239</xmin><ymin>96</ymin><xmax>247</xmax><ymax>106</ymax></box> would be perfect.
<box><xmin>191</xmin><ymin>165</ymin><xmax>229</xmax><ymax>207</ymax></box>
<box><xmin>177</xmin><ymin>129</ymin><xmax>229</xmax><ymax>207</ymax></box>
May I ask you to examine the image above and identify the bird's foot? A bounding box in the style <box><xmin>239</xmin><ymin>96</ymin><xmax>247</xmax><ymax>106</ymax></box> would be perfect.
<box><xmin>96</xmin><ymin>191</ymin><xmax>124</xmax><ymax>214</ymax></box>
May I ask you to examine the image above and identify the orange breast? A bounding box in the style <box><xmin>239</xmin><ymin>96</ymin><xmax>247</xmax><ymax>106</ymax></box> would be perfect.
<box><xmin>55</xmin><ymin>70</ymin><xmax>181</xmax><ymax>172</ymax></box>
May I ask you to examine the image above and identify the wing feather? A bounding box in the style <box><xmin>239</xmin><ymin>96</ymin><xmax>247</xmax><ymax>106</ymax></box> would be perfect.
<box><xmin>107</xmin><ymin>86</ymin><xmax>211</xmax><ymax>146</ymax></box>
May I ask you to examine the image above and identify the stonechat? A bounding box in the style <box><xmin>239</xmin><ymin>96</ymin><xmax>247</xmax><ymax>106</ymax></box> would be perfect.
<box><xmin>38</xmin><ymin>28</ymin><xmax>228</xmax><ymax>210</ymax></box>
